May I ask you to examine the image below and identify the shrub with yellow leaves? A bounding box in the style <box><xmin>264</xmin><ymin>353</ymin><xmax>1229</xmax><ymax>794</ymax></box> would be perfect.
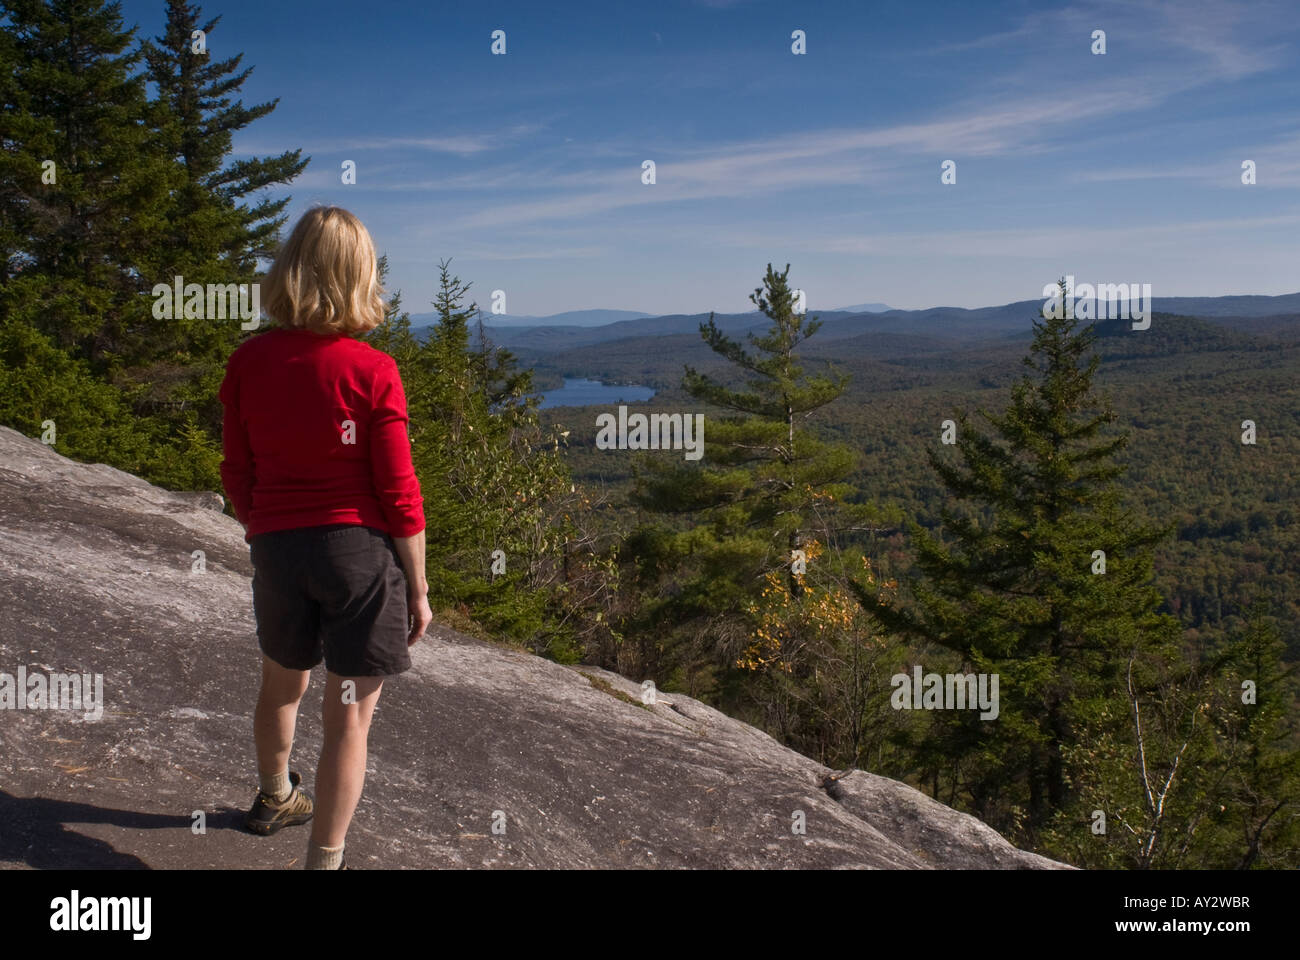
<box><xmin>737</xmin><ymin>541</ymin><xmax>897</xmax><ymax>672</ymax></box>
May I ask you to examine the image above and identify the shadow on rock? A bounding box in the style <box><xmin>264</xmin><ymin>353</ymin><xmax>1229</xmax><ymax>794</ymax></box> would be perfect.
<box><xmin>0</xmin><ymin>790</ymin><xmax>193</xmax><ymax>869</ymax></box>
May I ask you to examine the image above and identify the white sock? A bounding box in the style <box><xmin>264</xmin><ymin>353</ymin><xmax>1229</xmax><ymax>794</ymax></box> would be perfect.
<box><xmin>306</xmin><ymin>842</ymin><xmax>345</xmax><ymax>870</ymax></box>
<box><xmin>259</xmin><ymin>768</ymin><xmax>292</xmax><ymax>802</ymax></box>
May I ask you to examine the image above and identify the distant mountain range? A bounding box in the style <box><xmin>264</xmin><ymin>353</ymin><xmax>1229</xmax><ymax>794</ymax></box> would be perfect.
<box><xmin>410</xmin><ymin>304</ymin><xmax>894</xmax><ymax>329</ymax></box>
<box><xmin>408</xmin><ymin>308</ymin><xmax>652</xmax><ymax>329</ymax></box>
<box><xmin>831</xmin><ymin>302</ymin><xmax>894</xmax><ymax>313</ymax></box>
<box><xmin>403</xmin><ymin>293</ymin><xmax>1298</xmax><ymax>354</ymax></box>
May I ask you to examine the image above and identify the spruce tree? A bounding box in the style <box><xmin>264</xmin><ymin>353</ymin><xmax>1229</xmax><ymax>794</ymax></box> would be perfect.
<box><xmin>138</xmin><ymin>0</ymin><xmax>307</xmax><ymax>454</ymax></box>
<box><xmin>0</xmin><ymin>0</ymin><xmax>179</xmax><ymax>473</ymax></box>
<box><xmin>142</xmin><ymin>0</ymin><xmax>305</xmax><ymax>267</ymax></box>
<box><xmin>859</xmin><ymin>279</ymin><xmax>1183</xmax><ymax>839</ymax></box>
<box><xmin>0</xmin><ymin>0</ymin><xmax>178</xmax><ymax>358</ymax></box>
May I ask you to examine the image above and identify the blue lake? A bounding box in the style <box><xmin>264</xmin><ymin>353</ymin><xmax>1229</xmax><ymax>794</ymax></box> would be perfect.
<box><xmin>535</xmin><ymin>377</ymin><xmax>657</xmax><ymax>409</ymax></box>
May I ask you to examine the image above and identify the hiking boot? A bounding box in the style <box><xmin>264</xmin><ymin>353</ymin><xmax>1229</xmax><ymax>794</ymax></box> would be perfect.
<box><xmin>244</xmin><ymin>770</ymin><xmax>314</xmax><ymax>836</ymax></box>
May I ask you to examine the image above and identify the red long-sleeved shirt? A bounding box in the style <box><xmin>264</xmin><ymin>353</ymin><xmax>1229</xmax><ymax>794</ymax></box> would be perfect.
<box><xmin>218</xmin><ymin>327</ymin><xmax>425</xmax><ymax>542</ymax></box>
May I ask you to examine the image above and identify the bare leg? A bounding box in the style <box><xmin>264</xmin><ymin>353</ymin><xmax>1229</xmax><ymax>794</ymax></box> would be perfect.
<box><xmin>310</xmin><ymin>672</ymin><xmax>384</xmax><ymax>849</ymax></box>
<box><xmin>254</xmin><ymin>655</ymin><xmax>311</xmax><ymax>780</ymax></box>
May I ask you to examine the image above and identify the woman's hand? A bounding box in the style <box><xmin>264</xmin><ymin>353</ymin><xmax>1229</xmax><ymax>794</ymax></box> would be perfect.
<box><xmin>407</xmin><ymin>587</ymin><xmax>432</xmax><ymax>645</ymax></box>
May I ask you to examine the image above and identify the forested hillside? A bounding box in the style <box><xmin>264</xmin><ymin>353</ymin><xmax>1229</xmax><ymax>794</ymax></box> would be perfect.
<box><xmin>542</xmin><ymin>311</ymin><xmax>1300</xmax><ymax>662</ymax></box>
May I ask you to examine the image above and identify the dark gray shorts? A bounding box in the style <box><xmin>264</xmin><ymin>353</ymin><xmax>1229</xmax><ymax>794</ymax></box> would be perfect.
<box><xmin>249</xmin><ymin>523</ymin><xmax>411</xmax><ymax>677</ymax></box>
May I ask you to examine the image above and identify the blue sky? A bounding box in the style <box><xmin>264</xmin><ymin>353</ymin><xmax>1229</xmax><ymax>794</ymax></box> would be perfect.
<box><xmin>119</xmin><ymin>0</ymin><xmax>1300</xmax><ymax>316</ymax></box>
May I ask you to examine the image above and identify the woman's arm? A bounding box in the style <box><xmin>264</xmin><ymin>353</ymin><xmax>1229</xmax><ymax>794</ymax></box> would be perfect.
<box><xmin>391</xmin><ymin>529</ymin><xmax>427</xmax><ymax>593</ymax></box>
<box><xmin>368</xmin><ymin>355</ymin><xmax>425</xmax><ymax>536</ymax></box>
<box><xmin>369</xmin><ymin>354</ymin><xmax>431</xmax><ymax>643</ymax></box>
<box><xmin>391</xmin><ymin>530</ymin><xmax>432</xmax><ymax>643</ymax></box>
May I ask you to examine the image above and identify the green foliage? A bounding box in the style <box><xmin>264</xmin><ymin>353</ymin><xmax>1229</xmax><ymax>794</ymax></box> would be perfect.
<box><xmin>1043</xmin><ymin>643</ymin><xmax>1219</xmax><ymax>868</ymax></box>
<box><xmin>1204</xmin><ymin>605</ymin><xmax>1300</xmax><ymax>867</ymax></box>
<box><xmin>1043</xmin><ymin>603</ymin><xmax>1300</xmax><ymax>870</ymax></box>
<box><xmin>623</xmin><ymin>263</ymin><xmax>905</xmax><ymax>757</ymax></box>
<box><xmin>0</xmin><ymin>277</ymin><xmax>155</xmax><ymax>469</ymax></box>
<box><xmin>543</xmin><ymin>312</ymin><xmax>1300</xmax><ymax>666</ymax></box>
<box><xmin>857</xmin><ymin>280</ymin><xmax>1186</xmax><ymax>841</ymax></box>
<box><xmin>141</xmin><ymin>0</ymin><xmax>305</xmax><ymax>264</ymax></box>
<box><xmin>1</xmin><ymin>0</ymin><xmax>178</xmax><ymax>402</ymax></box>
<box><xmin>0</xmin><ymin>0</ymin><xmax>303</xmax><ymax>493</ymax></box>
<box><xmin>551</xmin><ymin>292</ymin><xmax>1300</xmax><ymax>868</ymax></box>
<box><xmin>363</xmin><ymin>260</ymin><xmax>585</xmax><ymax>650</ymax></box>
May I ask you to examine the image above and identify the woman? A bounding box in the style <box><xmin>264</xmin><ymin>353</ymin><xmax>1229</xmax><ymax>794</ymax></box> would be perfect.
<box><xmin>218</xmin><ymin>206</ymin><xmax>433</xmax><ymax>870</ymax></box>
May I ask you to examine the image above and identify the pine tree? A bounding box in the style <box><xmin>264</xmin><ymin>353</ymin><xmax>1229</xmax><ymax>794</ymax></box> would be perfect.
<box><xmin>0</xmin><ymin>16</ymin><xmax>22</xmax><ymax>275</ymax></box>
<box><xmin>628</xmin><ymin>263</ymin><xmax>869</xmax><ymax>708</ymax></box>
<box><xmin>858</xmin><ymin>278</ymin><xmax>1183</xmax><ymax>839</ymax></box>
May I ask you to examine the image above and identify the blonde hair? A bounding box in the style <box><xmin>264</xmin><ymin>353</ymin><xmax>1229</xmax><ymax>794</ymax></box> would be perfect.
<box><xmin>262</xmin><ymin>206</ymin><xmax>386</xmax><ymax>335</ymax></box>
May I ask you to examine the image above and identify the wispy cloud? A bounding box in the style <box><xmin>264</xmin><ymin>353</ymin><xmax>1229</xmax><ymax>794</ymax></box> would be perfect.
<box><xmin>1073</xmin><ymin>131</ymin><xmax>1300</xmax><ymax>187</ymax></box>
<box><xmin>443</xmin><ymin>85</ymin><xmax>1173</xmax><ymax>229</ymax></box>
<box><xmin>232</xmin><ymin>124</ymin><xmax>545</xmax><ymax>158</ymax></box>
<box><xmin>928</xmin><ymin>0</ymin><xmax>1288</xmax><ymax>80</ymax></box>
<box><xmin>227</xmin><ymin>0</ymin><xmax>1298</xmax><ymax>311</ymax></box>
<box><xmin>451</xmin><ymin>244</ymin><xmax>606</xmax><ymax>262</ymax></box>
<box><xmin>1151</xmin><ymin>0</ymin><xmax>1290</xmax><ymax>79</ymax></box>
<box><xmin>425</xmin><ymin>1</ymin><xmax>1291</xmax><ymax>234</ymax></box>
